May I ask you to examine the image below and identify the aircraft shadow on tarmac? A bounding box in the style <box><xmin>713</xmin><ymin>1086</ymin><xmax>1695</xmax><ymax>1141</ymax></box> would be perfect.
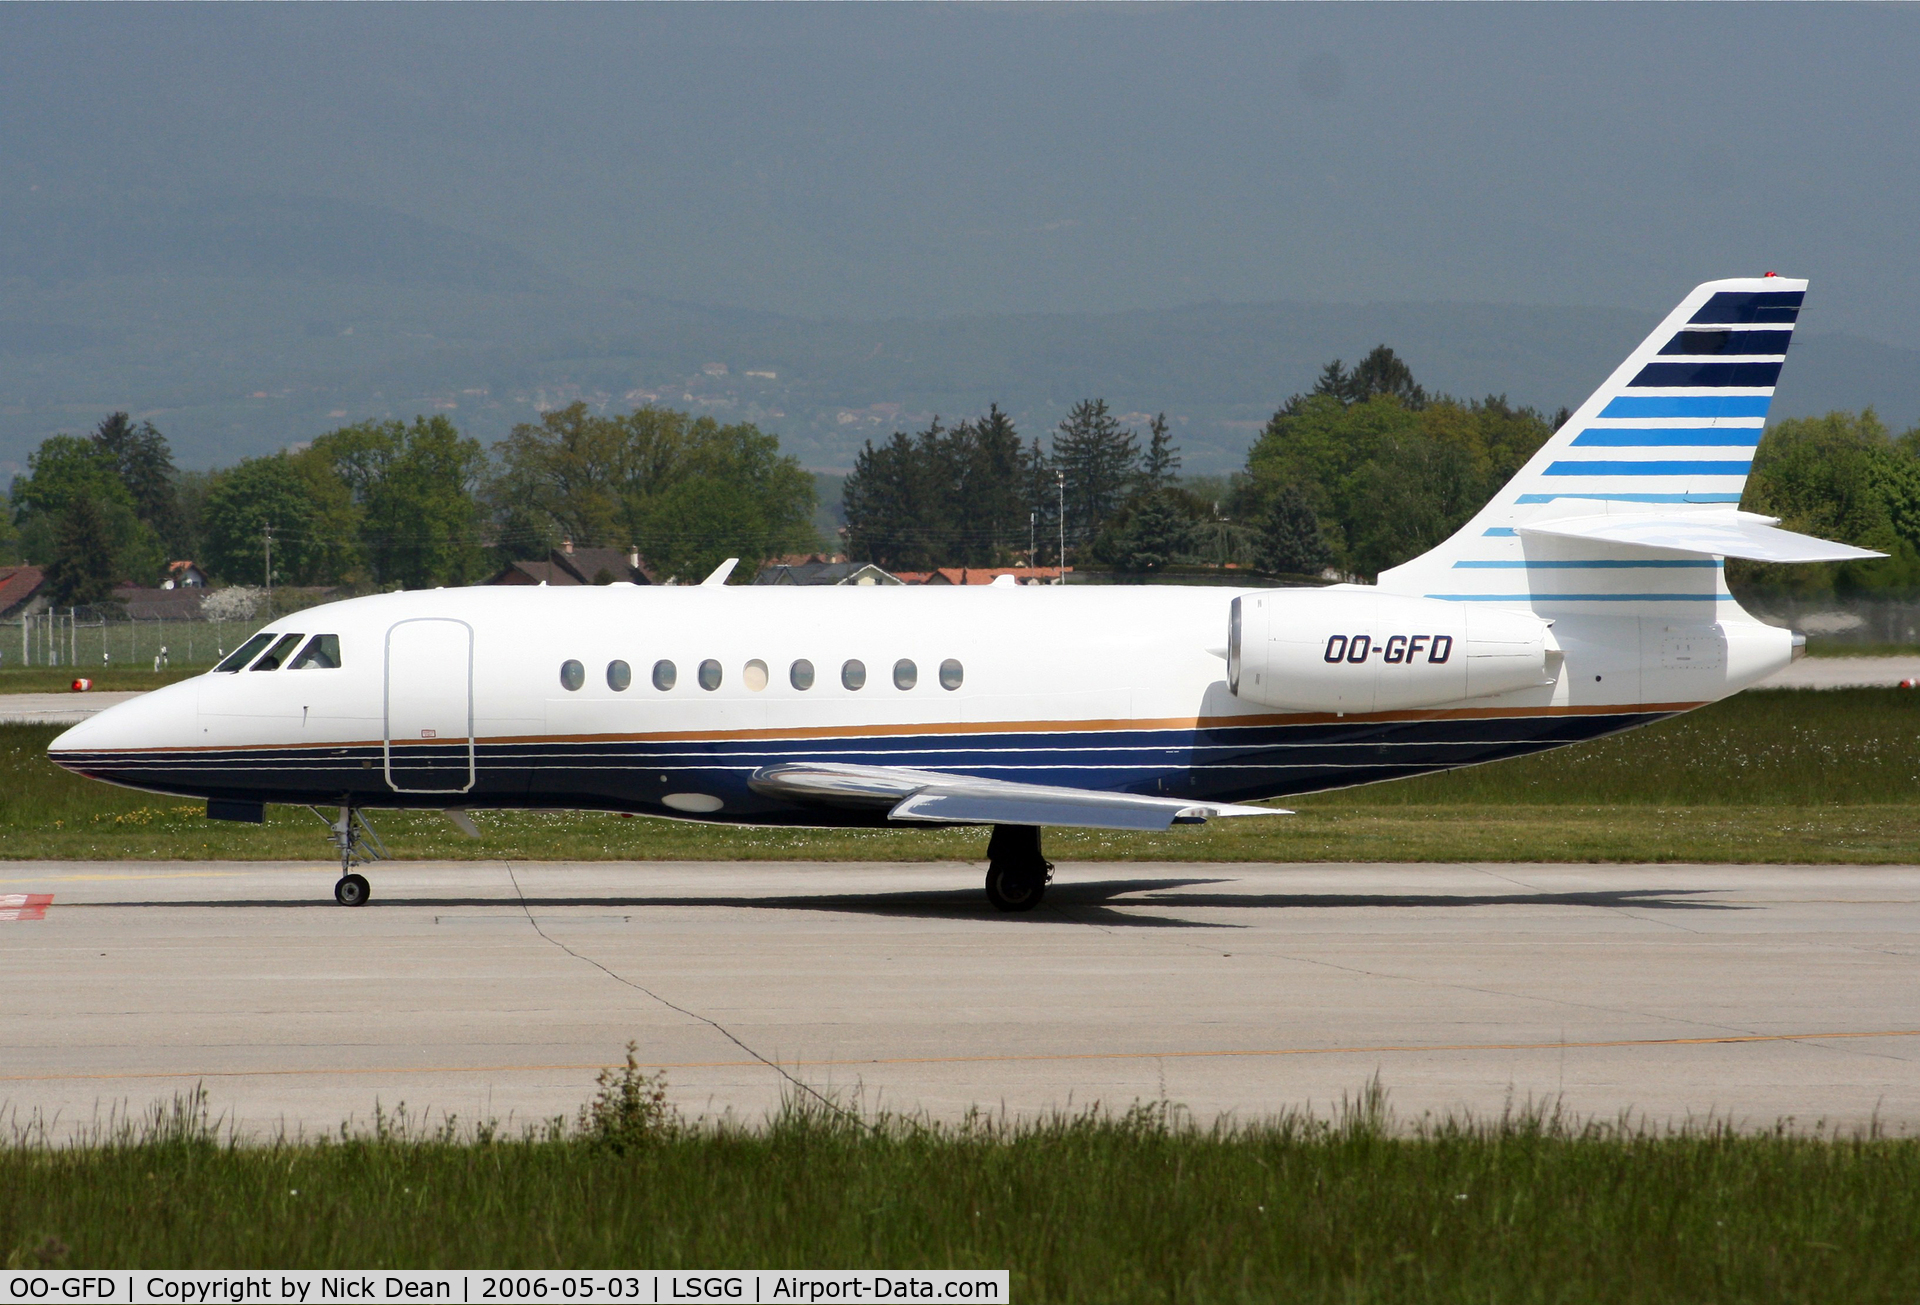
<box><xmin>90</xmin><ymin>879</ymin><xmax>1743</xmax><ymax>930</ymax></box>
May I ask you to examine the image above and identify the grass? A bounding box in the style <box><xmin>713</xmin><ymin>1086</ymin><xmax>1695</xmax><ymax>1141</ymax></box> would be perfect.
<box><xmin>5</xmin><ymin>1077</ymin><xmax>1919</xmax><ymax>1298</ymax></box>
<box><xmin>0</xmin><ymin>666</ymin><xmax>204</xmax><ymax>693</ymax></box>
<box><xmin>4</xmin><ymin>688</ymin><xmax>1919</xmax><ymax>863</ymax></box>
<box><xmin>1805</xmin><ymin>641</ymin><xmax>1920</xmax><ymax>658</ymax></box>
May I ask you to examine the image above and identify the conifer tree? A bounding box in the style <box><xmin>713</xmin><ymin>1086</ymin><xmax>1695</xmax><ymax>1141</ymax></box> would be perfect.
<box><xmin>1257</xmin><ymin>484</ymin><xmax>1329</xmax><ymax>577</ymax></box>
<box><xmin>1052</xmin><ymin>399</ymin><xmax>1139</xmax><ymax>553</ymax></box>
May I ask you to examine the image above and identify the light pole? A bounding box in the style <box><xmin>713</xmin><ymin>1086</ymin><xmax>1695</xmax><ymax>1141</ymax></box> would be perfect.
<box><xmin>1055</xmin><ymin>470</ymin><xmax>1066</xmax><ymax>584</ymax></box>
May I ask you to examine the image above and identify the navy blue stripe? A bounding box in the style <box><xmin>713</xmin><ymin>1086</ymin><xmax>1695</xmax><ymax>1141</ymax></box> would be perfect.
<box><xmin>1659</xmin><ymin>329</ymin><xmax>1793</xmax><ymax>356</ymax></box>
<box><xmin>1629</xmin><ymin>361</ymin><xmax>1783</xmax><ymax>388</ymax></box>
<box><xmin>1571</xmin><ymin>427</ymin><xmax>1761</xmax><ymax>447</ymax></box>
<box><xmin>1688</xmin><ymin>290</ymin><xmax>1803</xmax><ymax>325</ymax></box>
<box><xmin>1599</xmin><ymin>396</ymin><xmax>1771</xmax><ymax>419</ymax></box>
<box><xmin>1544</xmin><ymin>460</ymin><xmax>1751</xmax><ymax>477</ymax></box>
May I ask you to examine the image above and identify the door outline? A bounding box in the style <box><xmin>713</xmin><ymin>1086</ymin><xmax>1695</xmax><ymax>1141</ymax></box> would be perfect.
<box><xmin>383</xmin><ymin>617</ymin><xmax>476</xmax><ymax>794</ymax></box>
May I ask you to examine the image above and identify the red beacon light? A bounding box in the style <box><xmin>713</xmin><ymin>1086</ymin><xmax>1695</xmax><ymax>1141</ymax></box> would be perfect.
<box><xmin>70</xmin><ymin>677</ymin><xmax>92</xmax><ymax>692</ymax></box>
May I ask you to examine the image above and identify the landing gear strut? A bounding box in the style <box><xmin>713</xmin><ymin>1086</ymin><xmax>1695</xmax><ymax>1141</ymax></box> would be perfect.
<box><xmin>984</xmin><ymin>824</ymin><xmax>1053</xmax><ymax>912</ymax></box>
<box><xmin>312</xmin><ymin>804</ymin><xmax>388</xmax><ymax>907</ymax></box>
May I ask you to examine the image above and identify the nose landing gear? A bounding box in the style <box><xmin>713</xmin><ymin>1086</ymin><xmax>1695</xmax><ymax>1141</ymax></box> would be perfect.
<box><xmin>984</xmin><ymin>824</ymin><xmax>1053</xmax><ymax>912</ymax></box>
<box><xmin>312</xmin><ymin>804</ymin><xmax>388</xmax><ymax>907</ymax></box>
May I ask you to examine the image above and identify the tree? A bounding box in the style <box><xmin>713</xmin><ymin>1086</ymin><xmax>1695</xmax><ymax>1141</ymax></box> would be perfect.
<box><xmin>1139</xmin><ymin>413</ymin><xmax>1180</xmax><ymax>491</ymax></box>
<box><xmin>9</xmin><ymin>433</ymin><xmax>163</xmax><ymax>586</ymax></box>
<box><xmin>841</xmin><ymin>406</ymin><xmax>1038</xmax><ymax>569</ymax></box>
<box><xmin>1100</xmin><ymin>490</ymin><xmax>1193</xmax><ymax>575</ymax></box>
<box><xmin>1310</xmin><ymin>346</ymin><xmax>1428</xmax><ymax>408</ymax></box>
<box><xmin>90</xmin><ymin>413</ymin><xmax>181</xmax><ymax>552</ymax></box>
<box><xmin>490</xmin><ymin>403</ymin><xmax>815</xmax><ymax>579</ymax></box>
<box><xmin>1256</xmin><ymin>485</ymin><xmax>1329</xmax><ymax>577</ymax></box>
<box><xmin>1235</xmin><ymin>353</ymin><xmax>1555</xmax><ymax>579</ymax></box>
<box><xmin>303</xmin><ymin>417</ymin><xmax>487</xmax><ymax>589</ymax></box>
<box><xmin>201</xmin><ymin>455</ymin><xmax>357</xmax><ymax>586</ymax></box>
<box><xmin>45</xmin><ymin>497</ymin><xmax>123</xmax><ymax>605</ymax></box>
<box><xmin>1052</xmin><ymin>399</ymin><xmax>1139</xmax><ymax>553</ymax></box>
<box><xmin>1739</xmin><ymin>410</ymin><xmax>1920</xmax><ymax>594</ymax></box>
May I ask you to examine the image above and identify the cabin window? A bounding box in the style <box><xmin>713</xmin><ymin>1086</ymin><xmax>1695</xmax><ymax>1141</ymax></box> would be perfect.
<box><xmin>939</xmin><ymin>658</ymin><xmax>964</xmax><ymax>690</ymax></box>
<box><xmin>250</xmin><ymin>633</ymin><xmax>305</xmax><ymax>671</ymax></box>
<box><xmin>893</xmin><ymin>658</ymin><xmax>917</xmax><ymax>690</ymax></box>
<box><xmin>743</xmin><ymin>659</ymin><xmax>769</xmax><ymax>691</ymax></box>
<box><xmin>698</xmin><ymin>659</ymin><xmax>723</xmax><ymax>691</ymax></box>
<box><xmin>289</xmin><ymin>634</ymin><xmax>341</xmax><ymax>670</ymax></box>
<box><xmin>607</xmin><ymin>659</ymin><xmax>631</xmax><ymax>691</ymax></box>
<box><xmin>841</xmin><ymin>659</ymin><xmax>866</xmax><ymax>690</ymax></box>
<box><xmin>215</xmin><ymin>633</ymin><xmax>276</xmax><ymax>673</ymax></box>
<box><xmin>559</xmin><ymin>659</ymin><xmax>585</xmax><ymax>691</ymax></box>
<box><xmin>790</xmin><ymin>658</ymin><xmax>815</xmax><ymax>690</ymax></box>
<box><xmin>652</xmin><ymin>660</ymin><xmax>677</xmax><ymax>691</ymax></box>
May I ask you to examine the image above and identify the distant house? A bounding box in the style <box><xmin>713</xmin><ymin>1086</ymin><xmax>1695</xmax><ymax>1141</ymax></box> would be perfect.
<box><xmin>489</xmin><ymin>541</ymin><xmax>654</xmax><ymax>587</ymax></box>
<box><xmin>753</xmin><ymin>559</ymin><xmax>902</xmax><ymax>586</ymax></box>
<box><xmin>892</xmin><ymin>566</ymin><xmax>1071</xmax><ymax>586</ymax></box>
<box><xmin>163</xmin><ymin>561</ymin><xmax>209</xmax><ymax>589</ymax></box>
<box><xmin>0</xmin><ymin>565</ymin><xmax>47</xmax><ymax>618</ymax></box>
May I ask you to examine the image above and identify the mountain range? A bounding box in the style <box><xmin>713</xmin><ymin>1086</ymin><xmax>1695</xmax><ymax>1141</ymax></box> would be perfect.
<box><xmin>4</xmin><ymin>193</ymin><xmax>1916</xmax><ymax>479</ymax></box>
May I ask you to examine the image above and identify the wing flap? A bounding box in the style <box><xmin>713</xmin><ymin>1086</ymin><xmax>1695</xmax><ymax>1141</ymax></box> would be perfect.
<box><xmin>749</xmin><ymin>762</ymin><xmax>1285</xmax><ymax>832</ymax></box>
<box><xmin>1518</xmin><ymin>510</ymin><xmax>1884</xmax><ymax>563</ymax></box>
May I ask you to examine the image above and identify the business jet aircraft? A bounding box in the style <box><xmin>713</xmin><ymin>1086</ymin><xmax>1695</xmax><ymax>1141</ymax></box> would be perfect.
<box><xmin>50</xmin><ymin>277</ymin><xmax>1874</xmax><ymax>911</ymax></box>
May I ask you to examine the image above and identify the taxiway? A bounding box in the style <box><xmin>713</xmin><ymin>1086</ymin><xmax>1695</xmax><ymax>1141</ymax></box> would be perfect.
<box><xmin>3</xmin><ymin>860</ymin><xmax>1917</xmax><ymax>1136</ymax></box>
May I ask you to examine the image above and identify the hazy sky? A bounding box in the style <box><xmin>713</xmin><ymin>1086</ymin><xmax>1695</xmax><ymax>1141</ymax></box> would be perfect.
<box><xmin>5</xmin><ymin>3</ymin><xmax>1919</xmax><ymax>343</ymax></box>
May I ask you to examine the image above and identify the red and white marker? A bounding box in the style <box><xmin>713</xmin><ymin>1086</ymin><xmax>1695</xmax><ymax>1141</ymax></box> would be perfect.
<box><xmin>70</xmin><ymin>678</ymin><xmax>92</xmax><ymax>692</ymax></box>
<box><xmin>0</xmin><ymin>893</ymin><xmax>51</xmax><ymax>922</ymax></box>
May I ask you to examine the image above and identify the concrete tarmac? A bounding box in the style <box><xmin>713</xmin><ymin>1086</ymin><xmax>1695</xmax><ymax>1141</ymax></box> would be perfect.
<box><xmin>3</xmin><ymin>860</ymin><xmax>1918</xmax><ymax>1138</ymax></box>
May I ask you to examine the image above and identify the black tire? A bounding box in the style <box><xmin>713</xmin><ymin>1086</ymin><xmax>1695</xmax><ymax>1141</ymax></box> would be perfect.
<box><xmin>334</xmin><ymin>873</ymin><xmax>371</xmax><ymax>907</ymax></box>
<box><xmin>984</xmin><ymin>862</ymin><xmax>1046</xmax><ymax>913</ymax></box>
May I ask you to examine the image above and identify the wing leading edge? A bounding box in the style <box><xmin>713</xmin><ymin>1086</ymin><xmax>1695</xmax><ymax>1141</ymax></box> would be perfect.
<box><xmin>748</xmin><ymin>762</ymin><xmax>1287</xmax><ymax>832</ymax></box>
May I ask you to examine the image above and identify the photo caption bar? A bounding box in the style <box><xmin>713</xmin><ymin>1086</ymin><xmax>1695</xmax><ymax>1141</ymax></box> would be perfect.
<box><xmin>3</xmin><ymin>1273</ymin><xmax>1008</xmax><ymax>1305</ymax></box>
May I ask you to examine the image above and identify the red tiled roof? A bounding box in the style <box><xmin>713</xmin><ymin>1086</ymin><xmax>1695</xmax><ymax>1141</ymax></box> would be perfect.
<box><xmin>0</xmin><ymin>565</ymin><xmax>45</xmax><ymax>614</ymax></box>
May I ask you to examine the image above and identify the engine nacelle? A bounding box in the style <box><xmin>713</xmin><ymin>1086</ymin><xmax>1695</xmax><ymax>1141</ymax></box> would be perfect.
<box><xmin>1228</xmin><ymin>587</ymin><xmax>1557</xmax><ymax>713</ymax></box>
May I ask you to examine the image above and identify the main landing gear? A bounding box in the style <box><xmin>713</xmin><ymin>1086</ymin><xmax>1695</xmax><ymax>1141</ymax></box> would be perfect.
<box><xmin>312</xmin><ymin>804</ymin><xmax>388</xmax><ymax>907</ymax></box>
<box><xmin>984</xmin><ymin>824</ymin><xmax>1053</xmax><ymax>913</ymax></box>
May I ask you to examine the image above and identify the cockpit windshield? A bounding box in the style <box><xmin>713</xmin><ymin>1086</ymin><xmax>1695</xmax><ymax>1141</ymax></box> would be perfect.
<box><xmin>214</xmin><ymin>633</ymin><xmax>277</xmax><ymax>673</ymax></box>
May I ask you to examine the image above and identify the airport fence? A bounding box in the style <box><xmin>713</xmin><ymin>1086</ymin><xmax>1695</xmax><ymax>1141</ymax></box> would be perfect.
<box><xmin>0</xmin><ymin>589</ymin><xmax>339</xmax><ymax>671</ymax></box>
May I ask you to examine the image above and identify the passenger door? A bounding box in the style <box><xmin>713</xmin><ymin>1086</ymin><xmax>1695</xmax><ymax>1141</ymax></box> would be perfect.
<box><xmin>384</xmin><ymin>618</ymin><xmax>475</xmax><ymax>794</ymax></box>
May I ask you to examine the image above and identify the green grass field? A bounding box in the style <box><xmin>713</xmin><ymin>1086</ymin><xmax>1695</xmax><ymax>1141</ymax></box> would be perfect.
<box><xmin>6</xmin><ymin>1082</ymin><xmax>1919</xmax><ymax>1298</ymax></box>
<box><xmin>3</xmin><ymin>688</ymin><xmax>1918</xmax><ymax>863</ymax></box>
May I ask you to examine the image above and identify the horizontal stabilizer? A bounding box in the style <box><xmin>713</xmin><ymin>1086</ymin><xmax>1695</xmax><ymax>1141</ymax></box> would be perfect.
<box><xmin>1518</xmin><ymin>511</ymin><xmax>1884</xmax><ymax>564</ymax></box>
<box><xmin>749</xmin><ymin>762</ymin><xmax>1285</xmax><ymax>832</ymax></box>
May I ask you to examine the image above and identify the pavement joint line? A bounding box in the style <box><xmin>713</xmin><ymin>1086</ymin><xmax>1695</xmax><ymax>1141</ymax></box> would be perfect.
<box><xmin>8</xmin><ymin>1028</ymin><xmax>1919</xmax><ymax>1084</ymax></box>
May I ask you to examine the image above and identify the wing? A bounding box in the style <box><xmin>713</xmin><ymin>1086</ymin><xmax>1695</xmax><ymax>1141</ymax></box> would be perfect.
<box><xmin>748</xmin><ymin>762</ymin><xmax>1287</xmax><ymax>832</ymax></box>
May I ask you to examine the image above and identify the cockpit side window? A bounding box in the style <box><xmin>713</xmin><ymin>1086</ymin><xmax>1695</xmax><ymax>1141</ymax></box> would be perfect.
<box><xmin>214</xmin><ymin>633</ymin><xmax>277</xmax><ymax>673</ymax></box>
<box><xmin>289</xmin><ymin>634</ymin><xmax>341</xmax><ymax>669</ymax></box>
<box><xmin>250</xmin><ymin>633</ymin><xmax>305</xmax><ymax>671</ymax></box>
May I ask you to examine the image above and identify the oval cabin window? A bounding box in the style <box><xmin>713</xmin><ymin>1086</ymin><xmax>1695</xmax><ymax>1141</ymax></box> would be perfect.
<box><xmin>559</xmin><ymin>659</ymin><xmax>585</xmax><ymax>692</ymax></box>
<box><xmin>743</xmin><ymin>659</ymin><xmax>769</xmax><ymax>691</ymax></box>
<box><xmin>607</xmin><ymin>660</ymin><xmax>631</xmax><ymax>691</ymax></box>
<box><xmin>790</xmin><ymin>659</ymin><xmax>815</xmax><ymax>690</ymax></box>
<box><xmin>652</xmin><ymin>660</ymin><xmax>677</xmax><ymax>691</ymax></box>
<box><xmin>841</xmin><ymin>659</ymin><xmax>866</xmax><ymax>690</ymax></box>
<box><xmin>939</xmin><ymin>658</ymin><xmax>964</xmax><ymax>690</ymax></box>
<box><xmin>893</xmin><ymin>659</ymin><xmax>917</xmax><ymax>690</ymax></box>
<box><xmin>698</xmin><ymin>659</ymin><xmax>723</xmax><ymax>691</ymax></box>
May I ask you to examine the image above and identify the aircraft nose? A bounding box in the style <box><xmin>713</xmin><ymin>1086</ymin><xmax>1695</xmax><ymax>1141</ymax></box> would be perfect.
<box><xmin>48</xmin><ymin>679</ymin><xmax>199</xmax><ymax>772</ymax></box>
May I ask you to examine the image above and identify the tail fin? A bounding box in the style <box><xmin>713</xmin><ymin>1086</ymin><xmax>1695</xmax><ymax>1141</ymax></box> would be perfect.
<box><xmin>1375</xmin><ymin>276</ymin><xmax>1868</xmax><ymax>611</ymax></box>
